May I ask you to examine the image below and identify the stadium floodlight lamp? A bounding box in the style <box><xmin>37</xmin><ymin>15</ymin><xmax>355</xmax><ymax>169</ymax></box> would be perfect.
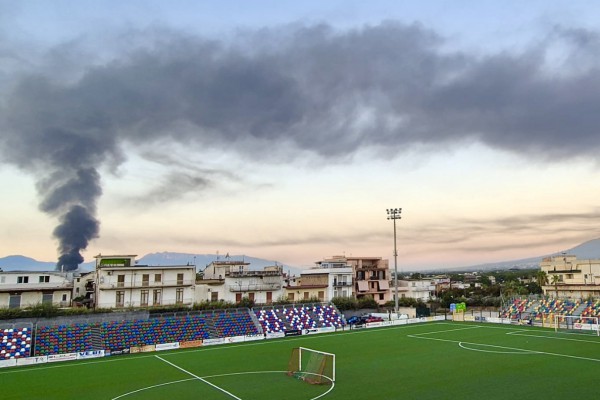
<box><xmin>386</xmin><ymin>208</ymin><xmax>402</xmax><ymax>315</ymax></box>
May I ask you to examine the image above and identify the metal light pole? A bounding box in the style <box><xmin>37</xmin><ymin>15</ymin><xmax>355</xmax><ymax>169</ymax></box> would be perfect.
<box><xmin>386</xmin><ymin>208</ymin><xmax>402</xmax><ymax>315</ymax></box>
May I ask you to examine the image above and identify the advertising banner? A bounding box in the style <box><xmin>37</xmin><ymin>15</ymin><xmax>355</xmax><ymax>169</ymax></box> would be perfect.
<box><xmin>179</xmin><ymin>340</ymin><xmax>203</xmax><ymax>349</ymax></box>
<box><xmin>265</xmin><ymin>332</ymin><xmax>285</xmax><ymax>339</ymax></box>
<box><xmin>16</xmin><ymin>356</ymin><xmax>48</xmax><ymax>366</ymax></box>
<box><xmin>203</xmin><ymin>338</ymin><xmax>225</xmax><ymax>346</ymax></box>
<box><xmin>0</xmin><ymin>359</ymin><xmax>17</xmax><ymax>368</ymax></box>
<box><xmin>48</xmin><ymin>353</ymin><xmax>78</xmax><ymax>363</ymax></box>
<box><xmin>77</xmin><ymin>350</ymin><xmax>105</xmax><ymax>360</ymax></box>
<box><xmin>156</xmin><ymin>343</ymin><xmax>180</xmax><ymax>351</ymax></box>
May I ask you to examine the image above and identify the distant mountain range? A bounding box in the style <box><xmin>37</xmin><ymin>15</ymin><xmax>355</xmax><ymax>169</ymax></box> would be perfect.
<box><xmin>430</xmin><ymin>238</ymin><xmax>600</xmax><ymax>273</ymax></box>
<box><xmin>0</xmin><ymin>252</ymin><xmax>299</xmax><ymax>274</ymax></box>
<box><xmin>2</xmin><ymin>238</ymin><xmax>600</xmax><ymax>274</ymax></box>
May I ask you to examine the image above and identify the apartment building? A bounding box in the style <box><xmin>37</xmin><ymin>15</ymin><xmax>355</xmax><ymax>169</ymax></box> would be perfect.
<box><xmin>0</xmin><ymin>271</ymin><xmax>73</xmax><ymax>308</ymax></box>
<box><xmin>196</xmin><ymin>260</ymin><xmax>284</xmax><ymax>305</ymax></box>
<box><xmin>93</xmin><ymin>254</ymin><xmax>195</xmax><ymax>308</ymax></box>
<box><xmin>540</xmin><ymin>254</ymin><xmax>600</xmax><ymax>299</ymax></box>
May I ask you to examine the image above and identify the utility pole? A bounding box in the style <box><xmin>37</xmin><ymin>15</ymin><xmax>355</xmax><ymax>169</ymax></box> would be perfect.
<box><xmin>386</xmin><ymin>208</ymin><xmax>402</xmax><ymax>315</ymax></box>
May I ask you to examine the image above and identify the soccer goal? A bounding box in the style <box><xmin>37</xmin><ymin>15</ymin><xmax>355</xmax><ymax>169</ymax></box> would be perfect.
<box><xmin>554</xmin><ymin>315</ymin><xmax>599</xmax><ymax>336</ymax></box>
<box><xmin>287</xmin><ymin>347</ymin><xmax>335</xmax><ymax>384</ymax></box>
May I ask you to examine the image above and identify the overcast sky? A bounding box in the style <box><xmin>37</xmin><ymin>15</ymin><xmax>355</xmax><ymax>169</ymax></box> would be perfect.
<box><xmin>2</xmin><ymin>1</ymin><xmax>600</xmax><ymax>270</ymax></box>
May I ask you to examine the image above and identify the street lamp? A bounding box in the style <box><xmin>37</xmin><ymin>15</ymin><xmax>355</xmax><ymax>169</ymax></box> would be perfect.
<box><xmin>386</xmin><ymin>208</ymin><xmax>402</xmax><ymax>315</ymax></box>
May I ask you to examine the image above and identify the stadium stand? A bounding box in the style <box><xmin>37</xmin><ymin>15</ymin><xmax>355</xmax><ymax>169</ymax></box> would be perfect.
<box><xmin>34</xmin><ymin>323</ymin><xmax>94</xmax><ymax>356</ymax></box>
<box><xmin>255</xmin><ymin>308</ymin><xmax>285</xmax><ymax>333</ymax></box>
<box><xmin>254</xmin><ymin>304</ymin><xmax>345</xmax><ymax>333</ymax></box>
<box><xmin>213</xmin><ymin>309</ymin><xmax>260</xmax><ymax>337</ymax></box>
<box><xmin>1</xmin><ymin>325</ymin><xmax>32</xmax><ymax>359</ymax></box>
<box><xmin>16</xmin><ymin>305</ymin><xmax>344</xmax><ymax>357</ymax></box>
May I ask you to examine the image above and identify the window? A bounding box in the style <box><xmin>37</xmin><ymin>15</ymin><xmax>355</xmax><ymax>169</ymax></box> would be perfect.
<box><xmin>176</xmin><ymin>288</ymin><xmax>184</xmax><ymax>304</ymax></box>
<box><xmin>153</xmin><ymin>289</ymin><xmax>162</xmax><ymax>305</ymax></box>
<box><xmin>288</xmin><ymin>292</ymin><xmax>295</xmax><ymax>301</ymax></box>
<box><xmin>236</xmin><ymin>293</ymin><xmax>242</xmax><ymax>303</ymax></box>
<box><xmin>141</xmin><ymin>290</ymin><xmax>149</xmax><ymax>306</ymax></box>
<box><xmin>39</xmin><ymin>275</ymin><xmax>50</xmax><ymax>283</ymax></box>
<box><xmin>42</xmin><ymin>293</ymin><xmax>53</xmax><ymax>304</ymax></box>
<box><xmin>17</xmin><ymin>276</ymin><xmax>29</xmax><ymax>284</ymax></box>
<box><xmin>318</xmin><ymin>291</ymin><xmax>325</xmax><ymax>301</ymax></box>
<box><xmin>248</xmin><ymin>293</ymin><xmax>255</xmax><ymax>301</ymax></box>
<box><xmin>177</xmin><ymin>273</ymin><xmax>184</xmax><ymax>285</ymax></box>
<box><xmin>304</xmin><ymin>292</ymin><xmax>309</xmax><ymax>300</ymax></box>
<box><xmin>142</xmin><ymin>274</ymin><xmax>149</xmax><ymax>287</ymax></box>
<box><xmin>117</xmin><ymin>275</ymin><xmax>125</xmax><ymax>288</ymax></box>
<box><xmin>211</xmin><ymin>291</ymin><xmax>218</xmax><ymax>302</ymax></box>
<box><xmin>266</xmin><ymin>291</ymin><xmax>272</xmax><ymax>304</ymax></box>
<box><xmin>116</xmin><ymin>291</ymin><xmax>125</xmax><ymax>307</ymax></box>
<box><xmin>379</xmin><ymin>293</ymin><xmax>384</xmax><ymax>300</ymax></box>
<box><xmin>61</xmin><ymin>294</ymin><xmax>67</xmax><ymax>302</ymax></box>
<box><xmin>154</xmin><ymin>274</ymin><xmax>162</xmax><ymax>283</ymax></box>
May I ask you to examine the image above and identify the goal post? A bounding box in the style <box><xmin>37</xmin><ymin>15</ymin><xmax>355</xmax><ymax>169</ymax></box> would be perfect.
<box><xmin>287</xmin><ymin>347</ymin><xmax>335</xmax><ymax>384</ymax></box>
<box><xmin>554</xmin><ymin>315</ymin><xmax>599</xmax><ymax>336</ymax></box>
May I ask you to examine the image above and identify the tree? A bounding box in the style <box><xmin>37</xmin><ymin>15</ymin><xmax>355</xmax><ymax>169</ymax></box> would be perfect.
<box><xmin>551</xmin><ymin>274</ymin><xmax>561</xmax><ymax>299</ymax></box>
<box><xmin>535</xmin><ymin>270</ymin><xmax>548</xmax><ymax>290</ymax></box>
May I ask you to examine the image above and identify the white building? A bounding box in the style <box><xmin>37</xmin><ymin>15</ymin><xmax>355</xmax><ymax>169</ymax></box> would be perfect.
<box><xmin>298</xmin><ymin>258</ymin><xmax>354</xmax><ymax>301</ymax></box>
<box><xmin>0</xmin><ymin>271</ymin><xmax>73</xmax><ymax>308</ymax></box>
<box><xmin>196</xmin><ymin>260</ymin><xmax>284</xmax><ymax>305</ymax></box>
<box><xmin>398</xmin><ymin>279</ymin><xmax>435</xmax><ymax>302</ymax></box>
<box><xmin>94</xmin><ymin>254</ymin><xmax>195</xmax><ymax>309</ymax></box>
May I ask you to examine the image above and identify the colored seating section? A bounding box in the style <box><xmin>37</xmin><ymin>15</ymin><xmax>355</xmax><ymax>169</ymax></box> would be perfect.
<box><xmin>500</xmin><ymin>298</ymin><xmax>597</xmax><ymax>322</ymax></box>
<box><xmin>1</xmin><ymin>326</ymin><xmax>32</xmax><ymax>359</ymax></box>
<box><xmin>255</xmin><ymin>304</ymin><xmax>345</xmax><ymax>333</ymax></box>
<box><xmin>33</xmin><ymin>309</ymin><xmax>263</xmax><ymax>356</ymax></box>
<box><xmin>578</xmin><ymin>300</ymin><xmax>600</xmax><ymax>323</ymax></box>
<box><xmin>35</xmin><ymin>323</ymin><xmax>93</xmax><ymax>356</ymax></box>
<box><xmin>214</xmin><ymin>309</ymin><xmax>259</xmax><ymax>337</ymax></box>
<box><xmin>101</xmin><ymin>314</ymin><xmax>214</xmax><ymax>350</ymax></box>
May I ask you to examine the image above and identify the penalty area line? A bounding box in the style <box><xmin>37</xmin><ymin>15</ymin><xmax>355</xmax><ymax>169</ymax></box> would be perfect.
<box><xmin>155</xmin><ymin>355</ymin><xmax>242</xmax><ymax>399</ymax></box>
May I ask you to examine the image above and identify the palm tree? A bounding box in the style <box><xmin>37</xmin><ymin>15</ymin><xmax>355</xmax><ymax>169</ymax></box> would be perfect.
<box><xmin>551</xmin><ymin>274</ymin><xmax>560</xmax><ymax>299</ymax></box>
<box><xmin>535</xmin><ymin>270</ymin><xmax>548</xmax><ymax>292</ymax></box>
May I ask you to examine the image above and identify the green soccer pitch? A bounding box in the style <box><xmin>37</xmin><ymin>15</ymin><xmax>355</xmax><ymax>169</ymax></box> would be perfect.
<box><xmin>1</xmin><ymin>321</ymin><xmax>599</xmax><ymax>399</ymax></box>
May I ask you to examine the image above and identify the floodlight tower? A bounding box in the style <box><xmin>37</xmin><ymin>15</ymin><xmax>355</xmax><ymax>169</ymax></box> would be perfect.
<box><xmin>386</xmin><ymin>208</ymin><xmax>402</xmax><ymax>315</ymax></box>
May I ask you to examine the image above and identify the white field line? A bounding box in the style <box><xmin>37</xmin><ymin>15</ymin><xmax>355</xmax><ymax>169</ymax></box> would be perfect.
<box><xmin>507</xmin><ymin>331</ymin><xmax>600</xmax><ymax>344</ymax></box>
<box><xmin>110</xmin><ymin>378</ymin><xmax>195</xmax><ymax>399</ymax></box>
<box><xmin>111</xmin><ymin>370</ymin><xmax>334</xmax><ymax>400</ymax></box>
<box><xmin>0</xmin><ymin>321</ymin><xmax>431</xmax><ymax>375</ymax></box>
<box><xmin>408</xmin><ymin>332</ymin><xmax>600</xmax><ymax>363</ymax></box>
<box><xmin>407</xmin><ymin>325</ymin><xmax>482</xmax><ymax>336</ymax></box>
<box><xmin>155</xmin><ymin>355</ymin><xmax>242</xmax><ymax>399</ymax></box>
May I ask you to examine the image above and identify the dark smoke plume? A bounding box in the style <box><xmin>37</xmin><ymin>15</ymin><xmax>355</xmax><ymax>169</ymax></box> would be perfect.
<box><xmin>1</xmin><ymin>22</ymin><xmax>600</xmax><ymax>269</ymax></box>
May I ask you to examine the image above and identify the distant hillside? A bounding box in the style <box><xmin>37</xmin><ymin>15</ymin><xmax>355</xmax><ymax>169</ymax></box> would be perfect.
<box><xmin>0</xmin><ymin>252</ymin><xmax>300</xmax><ymax>275</ymax></box>
<box><xmin>0</xmin><ymin>255</ymin><xmax>95</xmax><ymax>272</ymax></box>
<box><xmin>3</xmin><ymin>239</ymin><xmax>600</xmax><ymax>274</ymax></box>
<box><xmin>438</xmin><ymin>238</ymin><xmax>600</xmax><ymax>273</ymax></box>
<box><xmin>138</xmin><ymin>252</ymin><xmax>299</xmax><ymax>274</ymax></box>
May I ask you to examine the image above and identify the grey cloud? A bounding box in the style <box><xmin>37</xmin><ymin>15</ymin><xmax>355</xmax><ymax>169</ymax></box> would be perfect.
<box><xmin>2</xmin><ymin>21</ymin><xmax>600</xmax><ymax>269</ymax></box>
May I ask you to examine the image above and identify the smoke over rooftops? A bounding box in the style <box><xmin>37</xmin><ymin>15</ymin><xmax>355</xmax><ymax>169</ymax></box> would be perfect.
<box><xmin>1</xmin><ymin>22</ymin><xmax>600</xmax><ymax>270</ymax></box>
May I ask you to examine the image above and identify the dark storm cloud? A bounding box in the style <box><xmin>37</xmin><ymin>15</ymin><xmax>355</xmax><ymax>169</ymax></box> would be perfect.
<box><xmin>1</xmin><ymin>21</ymin><xmax>599</xmax><ymax>269</ymax></box>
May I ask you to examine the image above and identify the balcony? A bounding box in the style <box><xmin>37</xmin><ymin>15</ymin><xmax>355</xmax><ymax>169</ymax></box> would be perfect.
<box><xmin>98</xmin><ymin>278</ymin><xmax>195</xmax><ymax>290</ymax></box>
<box><xmin>229</xmin><ymin>283</ymin><xmax>281</xmax><ymax>292</ymax></box>
<box><xmin>333</xmin><ymin>281</ymin><xmax>352</xmax><ymax>287</ymax></box>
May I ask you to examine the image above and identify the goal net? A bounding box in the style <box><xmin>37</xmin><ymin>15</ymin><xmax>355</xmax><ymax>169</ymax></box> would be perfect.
<box><xmin>287</xmin><ymin>347</ymin><xmax>335</xmax><ymax>384</ymax></box>
<box><xmin>554</xmin><ymin>315</ymin><xmax>599</xmax><ymax>336</ymax></box>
